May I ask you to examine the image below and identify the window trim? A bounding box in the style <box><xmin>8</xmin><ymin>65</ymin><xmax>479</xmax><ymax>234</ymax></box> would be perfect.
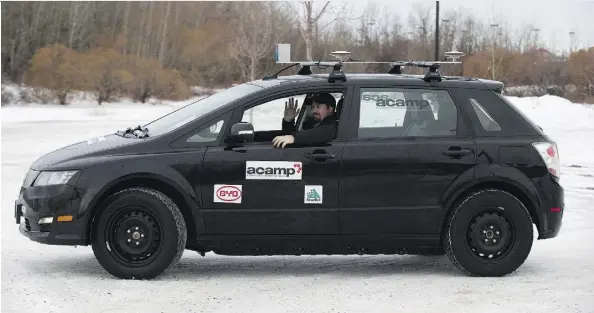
<box><xmin>346</xmin><ymin>85</ymin><xmax>469</xmax><ymax>141</ymax></box>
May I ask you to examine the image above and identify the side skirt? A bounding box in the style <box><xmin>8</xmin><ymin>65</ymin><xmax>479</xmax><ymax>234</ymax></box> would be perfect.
<box><xmin>187</xmin><ymin>234</ymin><xmax>443</xmax><ymax>256</ymax></box>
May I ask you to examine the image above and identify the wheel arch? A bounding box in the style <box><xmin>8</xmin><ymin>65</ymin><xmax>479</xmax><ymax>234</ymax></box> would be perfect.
<box><xmin>86</xmin><ymin>173</ymin><xmax>200</xmax><ymax>247</ymax></box>
<box><xmin>441</xmin><ymin>178</ymin><xmax>541</xmax><ymax>237</ymax></box>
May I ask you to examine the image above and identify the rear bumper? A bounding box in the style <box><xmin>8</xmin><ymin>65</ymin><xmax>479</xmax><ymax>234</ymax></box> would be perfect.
<box><xmin>536</xmin><ymin>176</ymin><xmax>564</xmax><ymax>240</ymax></box>
<box><xmin>538</xmin><ymin>227</ymin><xmax>561</xmax><ymax>239</ymax></box>
<box><xmin>15</xmin><ymin>184</ymin><xmax>88</xmax><ymax>246</ymax></box>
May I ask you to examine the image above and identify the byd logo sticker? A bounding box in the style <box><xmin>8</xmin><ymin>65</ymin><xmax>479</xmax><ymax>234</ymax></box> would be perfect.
<box><xmin>245</xmin><ymin>161</ymin><xmax>303</xmax><ymax>180</ymax></box>
<box><xmin>214</xmin><ymin>184</ymin><xmax>242</xmax><ymax>203</ymax></box>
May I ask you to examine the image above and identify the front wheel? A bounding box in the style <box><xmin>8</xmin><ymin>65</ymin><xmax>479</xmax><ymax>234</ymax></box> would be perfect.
<box><xmin>91</xmin><ymin>187</ymin><xmax>187</xmax><ymax>279</ymax></box>
<box><xmin>443</xmin><ymin>189</ymin><xmax>534</xmax><ymax>277</ymax></box>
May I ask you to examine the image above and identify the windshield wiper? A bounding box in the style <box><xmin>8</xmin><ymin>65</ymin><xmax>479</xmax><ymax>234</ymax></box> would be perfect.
<box><xmin>116</xmin><ymin>125</ymin><xmax>149</xmax><ymax>138</ymax></box>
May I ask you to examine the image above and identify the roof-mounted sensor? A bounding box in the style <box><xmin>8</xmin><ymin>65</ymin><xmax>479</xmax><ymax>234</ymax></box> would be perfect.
<box><xmin>262</xmin><ymin>44</ymin><xmax>465</xmax><ymax>83</ymax></box>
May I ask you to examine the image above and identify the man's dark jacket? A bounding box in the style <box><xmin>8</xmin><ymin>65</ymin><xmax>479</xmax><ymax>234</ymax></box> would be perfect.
<box><xmin>281</xmin><ymin>113</ymin><xmax>338</xmax><ymax>145</ymax></box>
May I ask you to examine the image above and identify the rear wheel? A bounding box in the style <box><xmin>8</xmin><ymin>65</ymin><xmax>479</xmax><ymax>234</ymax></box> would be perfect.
<box><xmin>91</xmin><ymin>187</ymin><xmax>187</xmax><ymax>279</ymax></box>
<box><xmin>443</xmin><ymin>189</ymin><xmax>533</xmax><ymax>276</ymax></box>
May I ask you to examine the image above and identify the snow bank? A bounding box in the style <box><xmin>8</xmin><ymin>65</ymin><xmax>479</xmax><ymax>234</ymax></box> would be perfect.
<box><xmin>1</xmin><ymin>83</ymin><xmax>209</xmax><ymax>123</ymax></box>
<box><xmin>501</xmin><ymin>95</ymin><xmax>594</xmax><ymax>170</ymax></box>
<box><xmin>506</xmin><ymin>95</ymin><xmax>594</xmax><ymax>133</ymax></box>
<box><xmin>1</xmin><ymin>102</ymin><xmax>182</xmax><ymax>124</ymax></box>
<box><xmin>1</xmin><ymin>94</ymin><xmax>206</xmax><ymax>124</ymax></box>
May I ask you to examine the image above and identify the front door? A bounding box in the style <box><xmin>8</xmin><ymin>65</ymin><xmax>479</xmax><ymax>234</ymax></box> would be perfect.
<box><xmin>338</xmin><ymin>85</ymin><xmax>477</xmax><ymax>235</ymax></box>
<box><xmin>201</xmin><ymin>89</ymin><xmax>348</xmax><ymax>236</ymax></box>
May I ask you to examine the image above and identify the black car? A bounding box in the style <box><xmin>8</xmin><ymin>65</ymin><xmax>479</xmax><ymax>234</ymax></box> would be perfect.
<box><xmin>14</xmin><ymin>56</ymin><xmax>564</xmax><ymax>279</ymax></box>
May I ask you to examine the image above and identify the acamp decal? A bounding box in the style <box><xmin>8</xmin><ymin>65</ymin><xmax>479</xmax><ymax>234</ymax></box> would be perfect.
<box><xmin>375</xmin><ymin>98</ymin><xmax>431</xmax><ymax>109</ymax></box>
<box><xmin>362</xmin><ymin>93</ymin><xmax>431</xmax><ymax>109</ymax></box>
<box><xmin>214</xmin><ymin>184</ymin><xmax>242</xmax><ymax>203</ymax></box>
<box><xmin>245</xmin><ymin>161</ymin><xmax>303</xmax><ymax>180</ymax></box>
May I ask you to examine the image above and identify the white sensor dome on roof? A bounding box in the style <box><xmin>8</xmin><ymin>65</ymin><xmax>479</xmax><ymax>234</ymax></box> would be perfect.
<box><xmin>329</xmin><ymin>51</ymin><xmax>352</xmax><ymax>61</ymax></box>
<box><xmin>444</xmin><ymin>51</ymin><xmax>465</xmax><ymax>61</ymax></box>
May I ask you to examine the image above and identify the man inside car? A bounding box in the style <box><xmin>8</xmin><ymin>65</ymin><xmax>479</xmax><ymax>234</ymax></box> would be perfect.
<box><xmin>272</xmin><ymin>93</ymin><xmax>338</xmax><ymax>148</ymax></box>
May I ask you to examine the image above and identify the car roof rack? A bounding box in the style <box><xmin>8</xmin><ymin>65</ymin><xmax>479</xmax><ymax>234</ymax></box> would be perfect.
<box><xmin>263</xmin><ymin>44</ymin><xmax>465</xmax><ymax>83</ymax></box>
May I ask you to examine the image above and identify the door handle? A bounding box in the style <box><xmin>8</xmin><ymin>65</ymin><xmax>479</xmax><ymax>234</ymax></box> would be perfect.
<box><xmin>442</xmin><ymin>147</ymin><xmax>472</xmax><ymax>157</ymax></box>
<box><xmin>305</xmin><ymin>152</ymin><xmax>335</xmax><ymax>160</ymax></box>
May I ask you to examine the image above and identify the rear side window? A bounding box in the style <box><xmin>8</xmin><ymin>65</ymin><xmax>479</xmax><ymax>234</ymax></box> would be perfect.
<box><xmin>469</xmin><ymin>98</ymin><xmax>502</xmax><ymax>131</ymax></box>
<box><xmin>356</xmin><ymin>88</ymin><xmax>459</xmax><ymax>139</ymax></box>
<box><xmin>456</xmin><ymin>89</ymin><xmax>539</xmax><ymax>136</ymax></box>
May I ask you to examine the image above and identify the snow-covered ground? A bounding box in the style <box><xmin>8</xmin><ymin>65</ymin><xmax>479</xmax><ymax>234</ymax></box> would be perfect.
<box><xmin>2</xmin><ymin>93</ymin><xmax>594</xmax><ymax>313</ymax></box>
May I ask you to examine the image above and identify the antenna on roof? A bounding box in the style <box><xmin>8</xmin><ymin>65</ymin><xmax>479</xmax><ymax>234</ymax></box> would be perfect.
<box><xmin>329</xmin><ymin>50</ymin><xmax>352</xmax><ymax>62</ymax></box>
<box><xmin>421</xmin><ymin>50</ymin><xmax>465</xmax><ymax>82</ymax></box>
<box><xmin>385</xmin><ymin>50</ymin><xmax>466</xmax><ymax>82</ymax></box>
<box><xmin>261</xmin><ymin>44</ymin><xmax>465</xmax><ymax>83</ymax></box>
<box><xmin>444</xmin><ymin>50</ymin><xmax>464</xmax><ymax>62</ymax></box>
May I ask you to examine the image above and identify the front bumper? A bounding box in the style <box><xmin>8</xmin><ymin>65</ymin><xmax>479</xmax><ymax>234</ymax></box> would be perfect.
<box><xmin>15</xmin><ymin>183</ymin><xmax>87</xmax><ymax>246</ymax></box>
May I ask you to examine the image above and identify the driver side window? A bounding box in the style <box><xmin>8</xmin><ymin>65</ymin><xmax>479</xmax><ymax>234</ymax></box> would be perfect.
<box><xmin>237</xmin><ymin>91</ymin><xmax>344</xmax><ymax>144</ymax></box>
<box><xmin>241</xmin><ymin>94</ymin><xmax>308</xmax><ymax>132</ymax></box>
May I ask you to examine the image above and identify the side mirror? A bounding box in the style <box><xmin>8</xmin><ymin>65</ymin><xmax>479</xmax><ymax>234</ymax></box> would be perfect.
<box><xmin>224</xmin><ymin>122</ymin><xmax>254</xmax><ymax>145</ymax></box>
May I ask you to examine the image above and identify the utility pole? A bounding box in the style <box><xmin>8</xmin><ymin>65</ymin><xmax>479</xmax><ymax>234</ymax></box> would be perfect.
<box><xmin>435</xmin><ymin>0</ymin><xmax>439</xmax><ymax>61</ymax></box>
<box><xmin>569</xmin><ymin>31</ymin><xmax>575</xmax><ymax>55</ymax></box>
<box><xmin>490</xmin><ymin>24</ymin><xmax>499</xmax><ymax>80</ymax></box>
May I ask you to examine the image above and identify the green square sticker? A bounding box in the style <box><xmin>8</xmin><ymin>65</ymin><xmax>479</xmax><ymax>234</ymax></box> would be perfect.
<box><xmin>304</xmin><ymin>185</ymin><xmax>323</xmax><ymax>204</ymax></box>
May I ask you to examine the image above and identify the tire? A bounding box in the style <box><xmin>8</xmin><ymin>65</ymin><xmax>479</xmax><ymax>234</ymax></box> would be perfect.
<box><xmin>91</xmin><ymin>187</ymin><xmax>187</xmax><ymax>279</ymax></box>
<box><xmin>443</xmin><ymin>188</ymin><xmax>533</xmax><ymax>277</ymax></box>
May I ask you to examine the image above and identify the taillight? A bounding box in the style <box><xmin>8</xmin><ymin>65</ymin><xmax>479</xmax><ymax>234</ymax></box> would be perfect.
<box><xmin>533</xmin><ymin>142</ymin><xmax>560</xmax><ymax>178</ymax></box>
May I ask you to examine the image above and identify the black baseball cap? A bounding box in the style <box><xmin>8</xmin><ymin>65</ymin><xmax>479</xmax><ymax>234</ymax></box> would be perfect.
<box><xmin>311</xmin><ymin>93</ymin><xmax>336</xmax><ymax>108</ymax></box>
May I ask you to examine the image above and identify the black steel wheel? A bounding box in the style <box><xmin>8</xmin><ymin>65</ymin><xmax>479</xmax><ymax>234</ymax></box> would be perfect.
<box><xmin>443</xmin><ymin>189</ymin><xmax>534</xmax><ymax>277</ymax></box>
<box><xmin>104</xmin><ymin>206</ymin><xmax>164</xmax><ymax>267</ymax></box>
<box><xmin>466</xmin><ymin>211</ymin><xmax>516</xmax><ymax>260</ymax></box>
<box><xmin>91</xmin><ymin>187</ymin><xmax>186</xmax><ymax>280</ymax></box>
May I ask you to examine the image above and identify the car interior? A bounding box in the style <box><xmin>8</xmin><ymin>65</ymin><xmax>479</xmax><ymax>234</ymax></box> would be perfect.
<box><xmin>247</xmin><ymin>92</ymin><xmax>345</xmax><ymax>144</ymax></box>
<box><xmin>357</xmin><ymin>91</ymin><xmax>457</xmax><ymax>138</ymax></box>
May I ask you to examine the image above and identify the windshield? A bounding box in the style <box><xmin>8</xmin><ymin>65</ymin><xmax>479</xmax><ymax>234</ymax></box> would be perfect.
<box><xmin>142</xmin><ymin>83</ymin><xmax>263</xmax><ymax>137</ymax></box>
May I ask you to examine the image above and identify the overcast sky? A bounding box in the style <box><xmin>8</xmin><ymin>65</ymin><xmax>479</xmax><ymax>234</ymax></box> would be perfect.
<box><xmin>332</xmin><ymin>0</ymin><xmax>594</xmax><ymax>54</ymax></box>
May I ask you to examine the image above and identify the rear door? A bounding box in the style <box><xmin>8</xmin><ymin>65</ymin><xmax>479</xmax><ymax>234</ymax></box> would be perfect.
<box><xmin>338</xmin><ymin>85</ymin><xmax>477</xmax><ymax>236</ymax></box>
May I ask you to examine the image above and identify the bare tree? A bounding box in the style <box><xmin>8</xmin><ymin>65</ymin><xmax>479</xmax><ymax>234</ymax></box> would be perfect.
<box><xmin>158</xmin><ymin>1</ymin><xmax>171</xmax><ymax>68</ymax></box>
<box><xmin>1</xmin><ymin>0</ymin><xmax>590</xmax><ymax>103</ymax></box>
<box><xmin>68</xmin><ymin>1</ymin><xmax>92</xmax><ymax>50</ymax></box>
<box><xmin>439</xmin><ymin>9</ymin><xmax>461</xmax><ymax>53</ymax></box>
<box><xmin>512</xmin><ymin>23</ymin><xmax>535</xmax><ymax>53</ymax></box>
<box><xmin>285</xmin><ymin>1</ymin><xmax>357</xmax><ymax>61</ymax></box>
<box><xmin>298</xmin><ymin>1</ymin><xmax>328</xmax><ymax>60</ymax></box>
<box><xmin>229</xmin><ymin>2</ymin><xmax>273</xmax><ymax>82</ymax></box>
<box><xmin>121</xmin><ymin>1</ymin><xmax>131</xmax><ymax>54</ymax></box>
<box><xmin>408</xmin><ymin>3</ymin><xmax>433</xmax><ymax>62</ymax></box>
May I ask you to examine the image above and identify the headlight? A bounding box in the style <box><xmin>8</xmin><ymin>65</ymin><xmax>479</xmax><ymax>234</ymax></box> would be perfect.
<box><xmin>33</xmin><ymin>171</ymin><xmax>78</xmax><ymax>186</ymax></box>
<box><xmin>22</xmin><ymin>169</ymin><xmax>40</xmax><ymax>187</ymax></box>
